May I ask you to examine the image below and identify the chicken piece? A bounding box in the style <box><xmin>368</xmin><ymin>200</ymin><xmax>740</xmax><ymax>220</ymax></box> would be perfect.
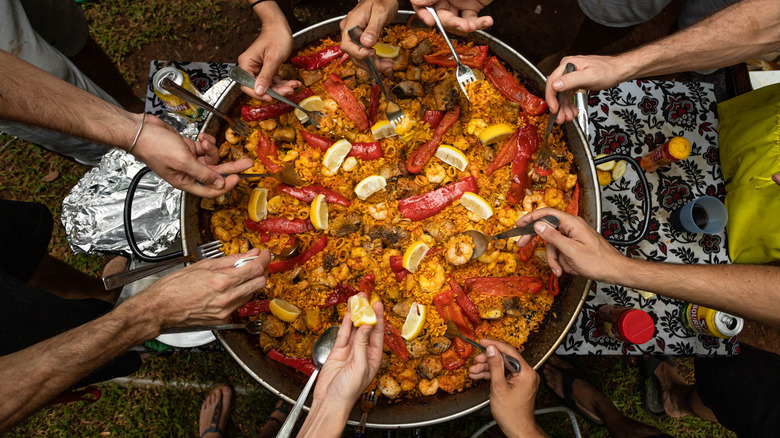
<box><xmin>261</xmin><ymin>315</ymin><xmax>286</xmax><ymax>338</ymax></box>
<box><xmin>395</xmin><ymin>177</ymin><xmax>419</xmax><ymax>198</ymax></box>
<box><xmin>433</xmin><ymin>77</ymin><xmax>458</xmax><ymax>111</ymax></box>
<box><xmin>436</xmin><ymin>374</ymin><xmax>460</xmax><ymax>394</ymax></box>
<box><xmin>378</xmin><ymin>374</ymin><xmax>401</xmax><ymax>399</ymax></box>
<box><xmin>406</xmin><ymin>338</ymin><xmax>428</xmax><ymax>359</ymax></box>
<box><xmin>330</xmin><ymin>211</ymin><xmax>362</xmax><ymax>237</ymax></box>
<box><xmin>477</xmin><ymin>303</ymin><xmax>504</xmax><ymax>320</ymax></box>
<box><xmin>230</xmin><ymin>143</ymin><xmax>248</xmax><ymax>161</ymax></box>
<box><xmin>423</xmin><ymin>220</ymin><xmax>456</xmax><ymax>244</ymax></box>
<box><xmin>340</xmin><ymin>67</ymin><xmax>356</xmax><ymax>77</ymax></box>
<box><xmin>304</xmin><ymin>308</ymin><xmax>322</xmax><ymax>333</ymax></box>
<box><xmin>503</xmin><ymin>297</ymin><xmax>524</xmax><ymax>318</ymax></box>
<box><xmin>368</xmin><ymin>226</ymin><xmax>408</xmax><ymax>249</ymax></box>
<box><xmin>392</xmin><ymin>298</ymin><xmax>415</xmax><ymax>318</ymax></box>
<box><xmin>258</xmin><ymin>332</ymin><xmax>276</xmax><ymax>351</ymax></box>
<box><xmin>392</xmin><ymin>81</ymin><xmax>423</xmax><ymax>99</ymax></box>
<box><xmin>299</xmin><ymin>69</ymin><xmax>323</xmax><ymax>86</ymax></box>
<box><xmin>392</xmin><ymin>50</ymin><xmax>409</xmax><ymax>71</ymax></box>
<box><xmin>378</xmin><ymin>163</ymin><xmax>402</xmax><ymax>180</ymax></box>
<box><xmin>410</xmin><ymin>39</ymin><xmax>433</xmax><ymax>65</ymax></box>
<box><xmin>407</xmin><ymin>66</ymin><xmax>422</xmax><ymax>81</ymax></box>
<box><xmin>428</xmin><ymin>336</ymin><xmax>452</xmax><ymax>355</ymax></box>
<box><xmin>417</xmin><ymin>356</ymin><xmax>443</xmax><ymax>379</ymax></box>
<box><xmin>273</xmin><ymin>126</ymin><xmax>296</xmax><ymax>144</ymax></box>
<box><xmin>356</xmin><ymin>68</ymin><xmax>371</xmax><ymax>82</ymax></box>
<box><xmin>291</xmin><ymin>316</ymin><xmax>307</xmax><ymax>332</ymax></box>
<box><xmin>200</xmin><ymin>197</ymin><xmax>215</xmax><ymax>211</ymax></box>
<box><xmin>278</xmin><ymin>63</ymin><xmax>298</xmax><ymax>80</ymax></box>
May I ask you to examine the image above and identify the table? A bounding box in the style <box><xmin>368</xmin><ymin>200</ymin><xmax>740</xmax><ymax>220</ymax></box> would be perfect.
<box><xmin>144</xmin><ymin>63</ymin><xmax>738</xmax><ymax>357</ymax></box>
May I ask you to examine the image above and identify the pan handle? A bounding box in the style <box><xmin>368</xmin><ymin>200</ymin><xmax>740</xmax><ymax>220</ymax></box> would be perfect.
<box><xmin>593</xmin><ymin>154</ymin><xmax>652</xmax><ymax>247</ymax></box>
<box><xmin>123</xmin><ymin>167</ymin><xmax>183</xmax><ymax>263</ymax></box>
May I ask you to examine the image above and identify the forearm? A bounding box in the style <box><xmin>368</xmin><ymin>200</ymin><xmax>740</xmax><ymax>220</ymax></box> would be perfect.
<box><xmin>605</xmin><ymin>258</ymin><xmax>780</xmax><ymax>328</ymax></box>
<box><xmin>296</xmin><ymin>398</ymin><xmax>352</xmax><ymax>438</ymax></box>
<box><xmin>613</xmin><ymin>0</ymin><xmax>780</xmax><ymax>81</ymax></box>
<box><xmin>0</xmin><ymin>296</ymin><xmax>161</xmax><ymax>432</ymax></box>
<box><xmin>0</xmin><ymin>50</ymin><xmax>140</xmax><ymax>151</ymax></box>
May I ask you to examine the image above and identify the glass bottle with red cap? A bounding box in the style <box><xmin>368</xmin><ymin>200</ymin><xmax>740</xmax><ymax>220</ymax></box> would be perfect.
<box><xmin>595</xmin><ymin>305</ymin><xmax>656</xmax><ymax>344</ymax></box>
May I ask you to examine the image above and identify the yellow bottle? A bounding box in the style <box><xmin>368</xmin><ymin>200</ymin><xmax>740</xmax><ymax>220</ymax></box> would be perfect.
<box><xmin>640</xmin><ymin>136</ymin><xmax>691</xmax><ymax>172</ymax></box>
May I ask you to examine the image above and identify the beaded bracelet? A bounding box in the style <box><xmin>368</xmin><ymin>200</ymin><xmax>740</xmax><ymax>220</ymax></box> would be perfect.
<box><xmin>128</xmin><ymin>113</ymin><xmax>147</xmax><ymax>154</ymax></box>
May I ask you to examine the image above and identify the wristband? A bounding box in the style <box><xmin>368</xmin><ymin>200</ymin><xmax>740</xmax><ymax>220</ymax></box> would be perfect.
<box><xmin>128</xmin><ymin>113</ymin><xmax>147</xmax><ymax>154</ymax></box>
<box><xmin>249</xmin><ymin>0</ymin><xmax>268</xmax><ymax>9</ymax></box>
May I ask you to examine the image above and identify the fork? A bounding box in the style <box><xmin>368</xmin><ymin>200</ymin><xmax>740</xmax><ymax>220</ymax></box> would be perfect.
<box><xmin>102</xmin><ymin>240</ymin><xmax>223</xmax><ymax>290</ymax></box>
<box><xmin>425</xmin><ymin>7</ymin><xmax>477</xmax><ymax>100</ymax></box>
<box><xmin>346</xmin><ymin>26</ymin><xmax>405</xmax><ymax>128</ymax></box>
<box><xmin>536</xmin><ymin>63</ymin><xmax>577</xmax><ymax>173</ymax></box>
<box><xmin>161</xmin><ymin>78</ymin><xmax>252</xmax><ymax>138</ymax></box>
<box><xmin>228</xmin><ymin>66</ymin><xmax>327</xmax><ymax>129</ymax></box>
<box><xmin>355</xmin><ymin>390</ymin><xmax>378</xmax><ymax>437</ymax></box>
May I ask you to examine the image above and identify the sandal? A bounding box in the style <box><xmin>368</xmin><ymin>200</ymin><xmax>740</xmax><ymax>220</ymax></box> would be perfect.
<box><xmin>544</xmin><ymin>362</ymin><xmax>605</xmax><ymax>426</ymax></box>
<box><xmin>641</xmin><ymin>355</ymin><xmax>672</xmax><ymax>417</ymax></box>
<box><xmin>259</xmin><ymin>399</ymin><xmax>292</xmax><ymax>438</ymax></box>
<box><xmin>200</xmin><ymin>383</ymin><xmax>233</xmax><ymax>438</ymax></box>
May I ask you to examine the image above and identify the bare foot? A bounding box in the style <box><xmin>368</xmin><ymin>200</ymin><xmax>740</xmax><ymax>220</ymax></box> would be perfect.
<box><xmin>542</xmin><ymin>356</ymin><xmax>604</xmax><ymax>423</ymax></box>
<box><xmin>654</xmin><ymin>360</ymin><xmax>694</xmax><ymax>418</ymax></box>
<box><xmin>199</xmin><ymin>385</ymin><xmax>233</xmax><ymax>438</ymax></box>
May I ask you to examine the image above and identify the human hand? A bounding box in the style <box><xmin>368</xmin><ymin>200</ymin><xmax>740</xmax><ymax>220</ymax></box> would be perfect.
<box><xmin>131</xmin><ymin>114</ymin><xmax>253</xmax><ymax>197</ymax></box>
<box><xmin>468</xmin><ymin>339</ymin><xmax>543</xmax><ymax>437</ymax></box>
<box><xmin>313</xmin><ymin>295</ymin><xmax>385</xmax><ymax>406</ymax></box>
<box><xmin>339</xmin><ymin>0</ymin><xmax>397</xmax><ymax>73</ymax></box>
<box><xmin>238</xmin><ymin>16</ymin><xmax>299</xmax><ymax>101</ymax></box>
<box><xmin>546</xmin><ymin>55</ymin><xmax>629</xmax><ymax>124</ymax></box>
<box><xmin>138</xmin><ymin>248</ymin><xmax>271</xmax><ymax>329</ymax></box>
<box><xmin>411</xmin><ymin>0</ymin><xmax>494</xmax><ymax>34</ymax></box>
<box><xmin>514</xmin><ymin>208</ymin><xmax>627</xmax><ymax>282</ymax></box>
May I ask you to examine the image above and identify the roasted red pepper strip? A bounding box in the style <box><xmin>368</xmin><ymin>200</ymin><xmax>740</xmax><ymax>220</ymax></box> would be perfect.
<box><xmin>517</xmin><ymin>235</ymin><xmax>539</xmax><ymax>262</ymax></box>
<box><xmin>320</xmin><ymin>283</ymin><xmax>359</xmax><ymax>308</ymax></box>
<box><xmin>389</xmin><ymin>255</ymin><xmax>409</xmax><ymax>281</ymax></box>
<box><xmin>368</xmin><ymin>84</ymin><xmax>380</xmax><ymax>126</ymax></box>
<box><xmin>441</xmin><ymin>348</ymin><xmax>466</xmax><ymax>370</ymax></box>
<box><xmin>257</xmin><ymin>134</ymin><xmax>282</xmax><ymax>172</ymax></box>
<box><xmin>337</xmin><ymin>52</ymin><xmax>350</xmax><ymax>66</ymax></box>
<box><xmin>384</xmin><ymin>324</ymin><xmax>411</xmax><ymax>360</ymax></box>
<box><xmin>241</xmin><ymin>88</ymin><xmax>314</xmax><ymax>121</ymax></box>
<box><xmin>245</xmin><ymin>217</ymin><xmax>314</xmax><ymax>234</ymax></box>
<box><xmin>300</xmin><ymin>130</ymin><xmax>334</xmax><ymax>151</ymax></box>
<box><xmin>453</xmin><ymin>337</ymin><xmax>474</xmax><ymax>359</ymax></box>
<box><xmin>398</xmin><ymin>176</ymin><xmax>478</xmax><ymax>221</ymax></box>
<box><xmin>268</xmin><ymin>234</ymin><xmax>328</xmax><ymax>273</ymax></box>
<box><xmin>450</xmin><ymin>277</ymin><xmax>482</xmax><ymax>328</ymax></box>
<box><xmin>548</xmin><ymin>272</ymin><xmax>560</xmax><ymax>296</ymax></box>
<box><xmin>299</xmin><ymin>130</ymin><xmax>383</xmax><ymax>160</ymax></box>
<box><xmin>483</xmin><ymin>56</ymin><xmax>547</xmax><ymax>116</ymax></box>
<box><xmin>238</xmin><ymin>299</ymin><xmax>270</xmax><ymax>318</ymax></box>
<box><xmin>486</xmin><ymin>128</ymin><xmax>519</xmax><ymax>175</ymax></box>
<box><xmin>323</xmin><ymin>73</ymin><xmax>369</xmax><ymax>131</ymax></box>
<box><xmin>423</xmin><ymin>110</ymin><xmax>444</xmax><ymax>129</ymax></box>
<box><xmin>464</xmin><ymin>276</ymin><xmax>544</xmax><ymax>296</ymax></box>
<box><xmin>406</xmin><ymin>106</ymin><xmax>460</xmax><ymax>174</ymax></box>
<box><xmin>507</xmin><ymin>116</ymin><xmax>542</xmax><ymax>205</ymax></box>
<box><xmin>534</xmin><ymin>163</ymin><xmax>553</xmax><ymax>176</ymax></box>
<box><xmin>291</xmin><ymin>45</ymin><xmax>343</xmax><ymax>70</ymax></box>
<box><xmin>276</xmin><ymin>184</ymin><xmax>351</xmax><ymax>207</ymax></box>
<box><xmin>359</xmin><ymin>274</ymin><xmax>376</xmax><ymax>294</ymax></box>
<box><xmin>424</xmin><ymin>45</ymin><xmax>489</xmax><ymax>69</ymax></box>
<box><xmin>268</xmin><ymin>349</ymin><xmax>317</xmax><ymax>376</ymax></box>
<box><xmin>433</xmin><ymin>289</ymin><xmax>475</xmax><ymax>339</ymax></box>
<box><xmin>565</xmin><ymin>181</ymin><xmax>580</xmax><ymax>216</ymax></box>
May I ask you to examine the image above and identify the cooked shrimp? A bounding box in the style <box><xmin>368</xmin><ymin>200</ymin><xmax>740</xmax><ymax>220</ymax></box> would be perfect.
<box><xmin>282</xmin><ymin>150</ymin><xmax>299</xmax><ymax>162</ymax></box>
<box><xmin>397</xmin><ymin>369</ymin><xmax>418</xmax><ymax>392</ymax></box>
<box><xmin>494</xmin><ymin>252</ymin><xmax>517</xmax><ymax>274</ymax></box>
<box><xmin>425</xmin><ymin>162</ymin><xmax>446</xmax><ymax>184</ymax></box>
<box><xmin>323</xmin><ymin>98</ymin><xmax>339</xmax><ymax>113</ymax></box>
<box><xmin>418</xmin><ymin>263</ymin><xmax>445</xmax><ymax>293</ymax></box>
<box><xmin>224</xmin><ymin>127</ymin><xmax>239</xmax><ymax>144</ymax></box>
<box><xmin>311</xmin><ymin>266</ymin><xmax>338</xmax><ymax>288</ymax></box>
<box><xmin>478</xmin><ymin>250</ymin><xmax>500</xmax><ymax>264</ymax></box>
<box><xmin>497</xmin><ymin>207</ymin><xmax>519</xmax><ymax>227</ymax></box>
<box><xmin>418</xmin><ymin>378</ymin><xmax>439</xmax><ymax>396</ymax></box>
<box><xmin>368</xmin><ymin>202</ymin><xmax>389</xmax><ymax>221</ymax></box>
<box><xmin>331</xmin><ymin>263</ymin><xmax>350</xmax><ymax>281</ymax></box>
<box><xmin>321</xmin><ymin>166</ymin><xmax>337</xmax><ymax>177</ymax></box>
<box><xmin>564</xmin><ymin>174</ymin><xmax>578</xmax><ymax>190</ymax></box>
<box><xmin>221</xmin><ymin>238</ymin><xmax>240</xmax><ymax>255</ymax></box>
<box><xmin>218</xmin><ymin>141</ymin><xmax>230</xmax><ymax>158</ymax></box>
<box><xmin>544</xmin><ymin>188</ymin><xmax>563</xmax><ymax>207</ymax></box>
<box><xmin>213</xmin><ymin>227</ymin><xmax>232</xmax><ymax>243</ymax></box>
<box><xmin>467</xmin><ymin>210</ymin><xmax>484</xmax><ymax>222</ymax></box>
<box><xmin>266</xmin><ymin>195</ymin><xmax>285</xmax><ymax>214</ymax></box>
<box><xmin>445</xmin><ymin>234</ymin><xmax>474</xmax><ymax>266</ymax></box>
<box><xmin>258</xmin><ymin>119</ymin><xmax>277</xmax><ymax>131</ymax></box>
<box><xmin>378</xmin><ymin>374</ymin><xmax>401</xmax><ymax>399</ymax></box>
<box><xmin>347</xmin><ymin>247</ymin><xmax>368</xmax><ymax>271</ymax></box>
<box><xmin>400</xmin><ymin>33</ymin><xmax>419</xmax><ymax>49</ymax></box>
<box><xmin>298</xmin><ymin>150</ymin><xmax>320</xmax><ymax>168</ymax></box>
<box><xmin>522</xmin><ymin>191</ymin><xmax>548</xmax><ymax>212</ymax></box>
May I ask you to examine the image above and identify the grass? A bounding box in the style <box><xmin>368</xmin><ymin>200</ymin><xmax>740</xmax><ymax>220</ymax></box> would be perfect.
<box><xmin>2</xmin><ymin>1</ymin><xmax>736</xmax><ymax>436</ymax></box>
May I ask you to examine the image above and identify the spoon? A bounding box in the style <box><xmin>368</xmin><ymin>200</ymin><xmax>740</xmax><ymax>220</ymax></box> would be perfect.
<box><xmin>228</xmin><ymin>66</ymin><xmax>326</xmax><ymax>129</ymax></box>
<box><xmin>161</xmin><ymin>319</ymin><xmax>264</xmax><ymax>335</ymax></box>
<box><xmin>444</xmin><ymin>321</ymin><xmax>522</xmax><ymax>374</ymax></box>
<box><xmin>277</xmin><ymin>325</ymin><xmax>340</xmax><ymax>438</ymax></box>
<box><xmin>223</xmin><ymin>163</ymin><xmax>305</xmax><ymax>187</ymax></box>
<box><xmin>462</xmin><ymin>215</ymin><xmax>561</xmax><ymax>260</ymax></box>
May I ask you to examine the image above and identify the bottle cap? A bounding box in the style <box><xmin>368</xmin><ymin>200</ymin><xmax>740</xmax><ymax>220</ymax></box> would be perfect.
<box><xmin>617</xmin><ymin>309</ymin><xmax>655</xmax><ymax>344</ymax></box>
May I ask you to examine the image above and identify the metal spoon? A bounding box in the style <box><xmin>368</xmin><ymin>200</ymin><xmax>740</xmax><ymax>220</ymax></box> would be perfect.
<box><xmin>278</xmin><ymin>325</ymin><xmax>340</xmax><ymax>438</ymax></box>
<box><xmin>223</xmin><ymin>163</ymin><xmax>305</xmax><ymax>187</ymax></box>
<box><xmin>228</xmin><ymin>66</ymin><xmax>326</xmax><ymax>129</ymax></box>
<box><xmin>161</xmin><ymin>319</ymin><xmax>264</xmax><ymax>335</ymax></box>
<box><xmin>462</xmin><ymin>215</ymin><xmax>561</xmax><ymax>260</ymax></box>
<box><xmin>444</xmin><ymin>321</ymin><xmax>521</xmax><ymax>374</ymax></box>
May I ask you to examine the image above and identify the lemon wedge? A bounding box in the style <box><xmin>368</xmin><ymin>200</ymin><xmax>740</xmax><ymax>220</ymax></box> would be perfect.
<box><xmin>348</xmin><ymin>294</ymin><xmax>378</xmax><ymax>327</ymax></box>
<box><xmin>401</xmin><ymin>302</ymin><xmax>426</xmax><ymax>341</ymax></box>
<box><xmin>372</xmin><ymin>42</ymin><xmax>400</xmax><ymax>58</ymax></box>
<box><xmin>371</xmin><ymin>120</ymin><xmax>397</xmax><ymax>140</ymax></box>
<box><xmin>294</xmin><ymin>95</ymin><xmax>325</xmax><ymax>123</ymax></box>
<box><xmin>310</xmin><ymin>194</ymin><xmax>328</xmax><ymax>230</ymax></box>
<box><xmin>269</xmin><ymin>298</ymin><xmax>301</xmax><ymax>323</ymax></box>
<box><xmin>612</xmin><ymin>160</ymin><xmax>628</xmax><ymax>180</ymax></box>
<box><xmin>477</xmin><ymin>123</ymin><xmax>514</xmax><ymax>146</ymax></box>
<box><xmin>403</xmin><ymin>241</ymin><xmax>430</xmax><ymax>273</ymax></box>
<box><xmin>597</xmin><ymin>169</ymin><xmax>612</xmax><ymax>186</ymax></box>
<box><xmin>435</xmin><ymin>145</ymin><xmax>469</xmax><ymax>171</ymax></box>
<box><xmin>595</xmin><ymin>153</ymin><xmax>616</xmax><ymax>171</ymax></box>
<box><xmin>633</xmin><ymin>288</ymin><xmax>656</xmax><ymax>299</ymax></box>
<box><xmin>460</xmin><ymin>191</ymin><xmax>493</xmax><ymax>220</ymax></box>
<box><xmin>247</xmin><ymin>187</ymin><xmax>268</xmax><ymax>222</ymax></box>
<box><xmin>354</xmin><ymin>175</ymin><xmax>387</xmax><ymax>201</ymax></box>
<box><xmin>322</xmin><ymin>139</ymin><xmax>352</xmax><ymax>173</ymax></box>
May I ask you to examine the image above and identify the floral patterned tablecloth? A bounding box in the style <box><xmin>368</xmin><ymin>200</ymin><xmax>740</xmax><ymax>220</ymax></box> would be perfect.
<box><xmin>556</xmin><ymin>80</ymin><xmax>738</xmax><ymax>356</ymax></box>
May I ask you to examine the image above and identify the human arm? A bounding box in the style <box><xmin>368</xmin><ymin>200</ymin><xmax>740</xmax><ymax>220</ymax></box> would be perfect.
<box><xmin>546</xmin><ymin>0</ymin><xmax>780</xmax><ymax>123</ymax></box>
<box><xmin>296</xmin><ymin>296</ymin><xmax>384</xmax><ymax>438</ymax></box>
<box><xmin>0</xmin><ymin>50</ymin><xmax>251</xmax><ymax>197</ymax></box>
<box><xmin>411</xmin><ymin>0</ymin><xmax>494</xmax><ymax>34</ymax></box>
<box><xmin>339</xmin><ymin>0</ymin><xmax>398</xmax><ymax>73</ymax></box>
<box><xmin>515</xmin><ymin>208</ymin><xmax>780</xmax><ymax>328</ymax></box>
<box><xmin>468</xmin><ymin>340</ymin><xmax>547</xmax><ymax>438</ymax></box>
<box><xmin>239</xmin><ymin>0</ymin><xmax>299</xmax><ymax>100</ymax></box>
<box><xmin>0</xmin><ymin>248</ymin><xmax>271</xmax><ymax>433</ymax></box>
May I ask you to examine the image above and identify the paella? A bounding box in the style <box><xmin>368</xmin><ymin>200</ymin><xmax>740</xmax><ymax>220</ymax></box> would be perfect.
<box><xmin>206</xmin><ymin>24</ymin><xmax>580</xmax><ymax>400</ymax></box>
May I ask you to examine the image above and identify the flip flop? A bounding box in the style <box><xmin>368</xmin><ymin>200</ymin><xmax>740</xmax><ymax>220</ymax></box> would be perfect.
<box><xmin>201</xmin><ymin>383</ymin><xmax>233</xmax><ymax>438</ymax></box>
<box><xmin>544</xmin><ymin>362</ymin><xmax>605</xmax><ymax>426</ymax></box>
<box><xmin>641</xmin><ymin>355</ymin><xmax>672</xmax><ymax>417</ymax></box>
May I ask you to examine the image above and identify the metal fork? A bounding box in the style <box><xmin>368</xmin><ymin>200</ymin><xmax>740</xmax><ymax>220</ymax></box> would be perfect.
<box><xmin>102</xmin><ymin>240</ymin><xmax>223</xmax><ymax>290</ymax></box>
<box><xmin>228</xmin><ymin>66</ymin><xmax>327</xmax><ymax>129</ymax></box>
<box><xmin>425</xmin><ymin>7</ymin><xmax>477</xmax><ymax>100</ymax></box>
<box><xmin>536</xmin><ymin>63</ymin><xmax>577</xmax><ymax>172</ymax></box>
<box><xmin>161</xmin><ymin>78</ymin><xmax>252</xmax><ymax>138</ymax></box>
<box><xmin>355</xmin><ymin>390</ymin><xmax>378</xmax><ymax>437</ymax></box>
<box><xmin>346</xmin><ymin>26</ymin><xmax>405</xmax><ymax>128</ymax></box>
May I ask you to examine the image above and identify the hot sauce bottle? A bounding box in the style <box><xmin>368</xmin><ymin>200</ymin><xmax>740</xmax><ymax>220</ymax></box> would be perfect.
<box><xmin>595</xmin><ymin>305</ymin><xmax>655</xmax><ymax>344</ymax></box>
<box><xmin>640</xmin><ymin>136</ymin><xmax>691</xmax><ymax>172</ymax></box>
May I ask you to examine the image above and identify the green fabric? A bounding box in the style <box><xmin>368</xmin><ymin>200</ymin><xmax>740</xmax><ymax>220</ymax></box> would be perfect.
<box><xmin>717</xmin><ymin>83</ymin><xmax>780</xmax><ymax>264</ymax></box>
